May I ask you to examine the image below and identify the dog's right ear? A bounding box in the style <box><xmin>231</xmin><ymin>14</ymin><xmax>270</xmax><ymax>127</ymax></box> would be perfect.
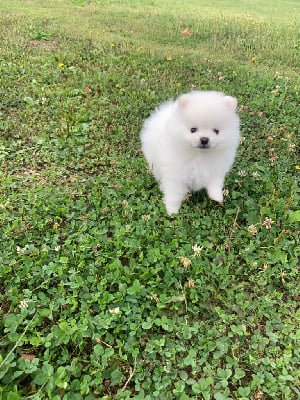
<box><xmin>224</xmin><ymin>96</ymin><xmax>238</xmax><ymax>111</ymax></box>
<box><xmin>177</xmin><ymin>94</ymin><xmax>191</xmax><ymax>109</ymax></box>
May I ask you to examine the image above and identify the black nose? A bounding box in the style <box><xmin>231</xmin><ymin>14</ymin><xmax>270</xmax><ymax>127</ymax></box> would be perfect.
<box><xmin>200</xmin><ymin>137</ymin><xmax>209</xmax><ymax>145</ymax></box>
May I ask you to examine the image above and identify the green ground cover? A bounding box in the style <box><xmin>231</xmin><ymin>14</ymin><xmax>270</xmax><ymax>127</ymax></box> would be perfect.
<box><xmin>0</xmin><ymin>0</ymin><xmax>299</xmax><ymax>399</ymax></box>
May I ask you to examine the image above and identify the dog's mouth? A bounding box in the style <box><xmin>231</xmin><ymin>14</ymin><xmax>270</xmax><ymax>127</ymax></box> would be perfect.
<box><xmin>197</xmin><ymin>143</ymin><xmax>211</xmax><ymax>149</ymax></box>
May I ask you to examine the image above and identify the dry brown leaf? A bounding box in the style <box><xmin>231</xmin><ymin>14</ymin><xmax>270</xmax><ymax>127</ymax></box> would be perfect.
<box><xmin>21</xmin><ymin>354</ymin><xmax>36</xmax><ymax>362</ymax></box>
<box><xmin>181</xmin><ymin>28</ymin><xmax>192</xmax><ymax>37</ymax></box>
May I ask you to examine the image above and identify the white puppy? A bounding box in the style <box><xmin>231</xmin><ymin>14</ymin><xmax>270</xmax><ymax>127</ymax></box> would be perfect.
<box><xmin>140</xmin><ymin>91</ymin><xmax>240</xmax><ymax>215</ymax></box>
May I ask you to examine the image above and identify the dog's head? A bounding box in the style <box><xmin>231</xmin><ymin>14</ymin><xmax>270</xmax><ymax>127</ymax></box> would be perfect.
<box><xmin>175</xmin><ymin>91</ymin><xmax>240</xmax><ymax>150</ymax></box>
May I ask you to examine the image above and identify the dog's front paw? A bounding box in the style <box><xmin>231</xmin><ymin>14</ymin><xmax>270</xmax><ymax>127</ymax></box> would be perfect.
<box><xmin>164</xmin><ymin>197</ymin><xmax>183</xmax><ymax>215</ymax></box>
<box><xmin>163</xmin><ymin>189</ymin><xmax>186</xmax><ymax>215</ymax></box>
<box><xmin>207</xmin><ymin>188</ymin><xmax>224</xmax><ymax>203</ymax></box>
<box><xmin>166</xmin><ymin>203</ymin><xmax>180</xmax><ymax>215</ymax></box>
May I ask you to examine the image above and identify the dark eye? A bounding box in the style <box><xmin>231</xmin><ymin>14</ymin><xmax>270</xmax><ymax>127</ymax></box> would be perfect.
<box><xmin>190</xmin><ymin>127</ymin><xmax>198</xmax><ymax>133</ymax></box>
<box><xmin>213</xmin><ymin>129</ymin><xmax>219</xmax><ymax>134</ymax></box>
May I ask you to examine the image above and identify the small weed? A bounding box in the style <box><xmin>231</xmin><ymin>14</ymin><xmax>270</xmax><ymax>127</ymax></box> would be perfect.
<box><xmin>30</xmin><ymin>28</ymin><xmax>51</xmax><ymax>41</ymax></box>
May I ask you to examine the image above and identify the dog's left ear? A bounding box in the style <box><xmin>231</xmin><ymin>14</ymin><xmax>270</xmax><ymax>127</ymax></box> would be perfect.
<box><xmin>224</xmin><ymin>96</ymin><xmax>238</xmax><ymax>111</ymax></box>
<box><xmin>177</xmin><ymin>94</ymin><xmax>191</xmax><ymax>109</ymax></box>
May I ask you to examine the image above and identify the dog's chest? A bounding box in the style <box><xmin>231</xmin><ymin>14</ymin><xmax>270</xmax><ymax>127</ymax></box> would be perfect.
<box><xmin>184</xmin><ymin>156</ymin><xmax>213</xmax><ymax>191</ymax></box>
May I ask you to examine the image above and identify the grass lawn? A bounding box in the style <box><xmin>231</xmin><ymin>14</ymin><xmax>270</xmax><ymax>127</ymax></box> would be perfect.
<box><xmin>0</xmin><ymin>0</ymin><xmax>299</xmax><ymax>399</ymax></box>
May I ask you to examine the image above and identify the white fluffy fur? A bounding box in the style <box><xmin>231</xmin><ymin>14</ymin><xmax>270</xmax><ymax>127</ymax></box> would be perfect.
<box><xmin>140</xmin><ymin>90</ymin><xmax>240</xmax><ymax>215</ymax></box>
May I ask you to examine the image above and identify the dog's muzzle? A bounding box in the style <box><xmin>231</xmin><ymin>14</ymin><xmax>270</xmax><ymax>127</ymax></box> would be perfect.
<box><xmin>198</xmin><ymin>137</ymin><xmax>210</xmax><ymax>149</ymax></box>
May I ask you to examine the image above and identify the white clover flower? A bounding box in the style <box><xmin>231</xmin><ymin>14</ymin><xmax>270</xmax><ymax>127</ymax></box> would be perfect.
<box><xmin>17</xmin><ymin>246</ymin><xmax>24</xmax><ymax>254</ymax></box>
<box><xmin>192</xmin><ymin>244</ymin><xmax>203</xmax><ymax>256</ymax></box>
<box><xmin>263</xmin><ymin>263</ymin><xmax>268</xmax><ymax>271</ymax></box>
<box><xmin>271</xmin><ymin>85</ymin><xmax>281</xmax><ymax>93</ymax></box>
<box><xmin>19</xmin><ymin>300</ymin><xmax>29</xmax><ymax>308</ymax></box>
<box><xmin>151</xmin><ymin>293</ymin><xmax>159</xmax><ymax>303</ymax></box>
<box><xmin>247</xmin><ymin>225</ymin><xmax>258</xmax><ymax>235</ymax></box>
<box><xmin>187</xmin><ymin>278</ymin><xmax>195</xmax><ymax>288</ymax></box>
<box><xmin>109</xmin><ymin>307</ymin><xmax>120</xmax><ymax>315</ymax></box>
<box><xmin>179</xmin><ymin>257</ymin><xmax>192</xmax><ymax>268</ymax></box>
<box><xmin>262</xmin><ymin>217</ymin><xmax>274</xmax><ymax>229</ymax></box>
<box><xmin>269</xmin><ymin>156</ymin><xmax>278</xmax><ymax>164</ymax></box>
<box><xmin>289</xmin><ymin>143</ymin><xmax>296</xmax><ymax>152</ymax></box>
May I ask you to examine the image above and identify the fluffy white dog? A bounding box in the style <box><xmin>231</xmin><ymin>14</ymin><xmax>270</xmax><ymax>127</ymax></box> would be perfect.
<box><xmin>140</xmin><ymin>90</ymin><xmax>240</xmax><ymax>215</ymax></box>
